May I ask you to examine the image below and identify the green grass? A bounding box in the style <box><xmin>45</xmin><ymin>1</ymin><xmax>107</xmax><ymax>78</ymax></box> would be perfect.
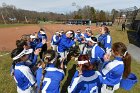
<box><xmin>109</xmin><ymin>25</ymin><xmax>129</xmax><ymax>45</ymax></box>
<box><xmin>0</xmin><ymin>24</ymin><xmax>34</xmax><ymax>28</ymax></box>
<box><xmin>0</xmin><ymin>25</ymin><xmax>140</xmax><ymax>93</ymax></box>
<box><xmin>0</xmin><ymin>52</ymin><xmax>16</xmax><ymax>93</ymax></box>
<box><xmin>60</xmin><ymin>59</ymin><xmax>77</xmax><ymax>93</ymax></box>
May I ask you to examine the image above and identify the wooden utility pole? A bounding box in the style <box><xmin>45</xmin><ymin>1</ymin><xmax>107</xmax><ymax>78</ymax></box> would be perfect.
<box><xmin>1</xmin><ymin>12</ymin><xmax>6</xmax><ymax>24</ymax></box>
<box><xmin>25</xmin><ymin>16</ymin><xmax>28</xmax><ymax>23</ymax></box>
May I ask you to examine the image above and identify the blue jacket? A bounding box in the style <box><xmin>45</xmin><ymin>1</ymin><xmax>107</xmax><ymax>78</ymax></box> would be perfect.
<box><xmin>98</xmin><ymin>34</ymin><xmax>112</xmax><ymax>51</ymax></box>
<box><xmin>14</xmin><ymin>62</ymin><xmax>36</xmax><ymax>91</ymax></box>
<box><xmin>36</xmin><ymin>64</ymin><xmax>64</xmax><ymax>93</ymax></box>
<box><xmin>90</xmin><ymin>44</ymin><xmax>105</xmax><ymax>64</ymax></box>
<box><xmin>101</xmin><ymin>57</ymin><xmax>124</xmax><ymax>86</ymax></box>
<box><xmin>68</xmin><ymin>70</ymin><xmax>102</xmax><ymax>93</ymax></box>
<box><xmin>58</xmin><ymin>34</ymin><xmax>75</xmax><ymax>52</ymax></box>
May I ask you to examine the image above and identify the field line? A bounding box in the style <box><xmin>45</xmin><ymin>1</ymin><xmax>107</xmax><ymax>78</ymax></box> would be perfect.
<box><xmin>0</xmin><ymin>53</ymin><xmax>10</xmax><ymax>57</ymax></box>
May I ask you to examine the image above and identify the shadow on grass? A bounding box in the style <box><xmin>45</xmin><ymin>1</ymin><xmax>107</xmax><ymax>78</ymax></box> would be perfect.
<box><xmin>66</xmin><ymin>45</ymin><xmax>79</xmax><ymax>65</ymax></box>
<box><xmin>127</xmin><ymin>30</ymin><xmax>140</xmax><ymax>47</ymax></box>
<box><xmin>61</xmin><ymin>64</ymin><xmax>76</xmax><ymax>93</ymax></box>
<box><xmin>117</xmin><ymin>30</ymin><xmax>123</xmax><ymax>31</ymax></box>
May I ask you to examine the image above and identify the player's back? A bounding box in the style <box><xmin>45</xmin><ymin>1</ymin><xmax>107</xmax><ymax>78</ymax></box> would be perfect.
<box><xmin>36</xmin><ymin>64</ymin><xmax>64</xmax><ymax>93</ymax></box>
<box><xmin>68</xmin><ymin>70</ymin><xmax>102</xmax><ymax>93</ymax></box>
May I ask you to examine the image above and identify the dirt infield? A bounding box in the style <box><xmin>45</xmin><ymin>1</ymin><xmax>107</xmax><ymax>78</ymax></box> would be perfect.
<box><xmin>0</xmin><ymin>24</ymin><xmax>99</xmax><ymax>51</ymax></box>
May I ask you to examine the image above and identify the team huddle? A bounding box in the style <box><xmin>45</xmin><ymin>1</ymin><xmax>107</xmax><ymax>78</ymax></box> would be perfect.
<box><xmin>10</xmin><ymin>26</ymin><xmax>132</xmax><ymax>93</ymax></box>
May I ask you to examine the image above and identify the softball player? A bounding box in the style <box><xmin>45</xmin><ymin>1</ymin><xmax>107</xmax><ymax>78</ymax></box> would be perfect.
<box><xmin>38</xmin><ymin>28</ymin><xmax>47</xmax><ymax>42</ymax></box>
<box><xmin>82</xmin><ymin>28</ymin><xmax>93</xmax><ymax>55</ymax></box>
<box><xmin>16</xmin><ymin>39</ymin><xmax>43</xmax><ymax>66</ymax></box>
<box><xmin>36</xmin><ymin>50</ymin><xmax>64</xmax><ymax>93</ymax></box>
<box><xmin>101</xmin><ymin>42</ymin><xmax>131</xmax><ymax>93</ymax></box>
<box><xmin>51</xmin><ymin>32</ymin><xmax>60</xmax><ymax>51</ymax></box>
<box><xmin>59</xmin><ymin>30</ymin><xmax>64</xmax><ymax>37</ymax></box>
<box><xmin>98</xmin><ymin>26</ymin><xmax>112</xmax><ymax>55</ymax></box>
<box><xmin>11</xmin><ymin>48</ymin><xmax>36</xmax><ymax>93</ymax></box>
<box><xmin>37</xmin><ymin>28</ymin><xmax>47</xmax><ymax>60</ymax></box>
<box><xmin>86</xmin><ymin>37</ymin><xmax>105</xmax><ymax>70</ymax></box>
<box><xmin>57</xmin><ymin>30</ymin><xmax>77</xmax><ymax>68</ymax></box>
<box><xmin>10</xmin><ymin>40</ymin><xmax>39</xmax><ymax>76</ymax></box>
<box><xmin>68</xmin><ymin>55</ymin><xmax>103</xmax><ymax>93</ymax></box>
<box><xmin>75</xmin><ymin>29</ymin><xmax>85</xmax><ymax>54</ymax></box>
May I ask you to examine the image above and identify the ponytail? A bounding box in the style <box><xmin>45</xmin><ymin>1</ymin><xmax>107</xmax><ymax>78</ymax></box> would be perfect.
<box><xmin>112</xmin><ymin>42</ymin><xmax>131</xmax><ymax>79</ymax></box>
<box><xmin>38</xmin><ymin>60</ymin><xmax>48</xmax><ymax>93</ymax></box>
<box><xmin>10</xmin><ymin>61</ymin><xmax>16</xmax><ymax>76</ymax></box>
<box><xmin>122</xmin><ymin>53</ymin><xmax>131</xmax><ymax>79</ymax></box>
<box><xmin>104</xmin><ymin>26</ymin><xmax>110</xmax><ymax>34</ymax></box>
<box><xmin>38</xmin><ymin>49</ymin><xmax>56</xmax><ymax>93</ymax></box>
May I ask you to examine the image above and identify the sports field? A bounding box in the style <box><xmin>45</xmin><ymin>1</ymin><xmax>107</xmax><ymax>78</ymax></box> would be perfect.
<box><xmin>0</xmin><ymin>24</ymin><xmax>139</xmax><ymax>93</ymax></box>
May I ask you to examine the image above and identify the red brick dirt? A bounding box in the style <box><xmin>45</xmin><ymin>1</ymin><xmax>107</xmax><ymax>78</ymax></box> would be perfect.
<box><xmin>0</xmin><ymin>24</ymin><xmax>99</xmax><ymax>51</ymax></box>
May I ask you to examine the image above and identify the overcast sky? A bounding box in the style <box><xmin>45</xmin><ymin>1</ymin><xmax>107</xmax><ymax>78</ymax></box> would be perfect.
<box><xmin>0</xmin><ymin>0</ymin><xmax>140</xmax><ymax>13</ymax></box>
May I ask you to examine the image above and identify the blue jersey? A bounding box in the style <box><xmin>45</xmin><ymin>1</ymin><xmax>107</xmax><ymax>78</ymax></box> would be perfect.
<box><xmin>98</xmin><ymin>34</ymin><xmax>112</xmax><ymax>51</ymax></box>
<box><xmin>29</xmin><ymin>42</ymin><xmax>44</xmax><ymax>66</ymax></box>
<box><xmin>51</xmin><ymin>34</ymin><xmax>60</xmax><ymax>45</ymax></box>
<box><xmin>10</xmin><ymin>50</ymin><xmax>38</xmax><ymax>76</ymax></box>
<box><xmin>101</xmin><ymin>57</ymin><xmax>124</xmax><ymax>86</ymax></box>
<box><xmin>30</xmin><ymin>40</ymin><xmax>44</xmax><ymax>50</ymax></box>
<box><xmin>14</xmin><ymin>62</ymin><xmax>36</xmax><ymax>91</ymax></box>
<box><xmin>29</xmin><ymin>38</ymin><xmax>40</xmax><ymax>50</ymax></box>
<box><xmin>58</xmin><ymin>34</ymin><xmax>75</xmax><ymax>52</ymax></box>
<box><xmin>68</xmin><ymin>70</ymin><xmax>102</xmax><ymax>93</ymax></box>
<box><xmin>84</xmin><ymin>34</ymin><xmax>91</xmax><ymax>41</ymax></box>
<box><xmin>36</xmin><ymin>64</ymin><xmax>64</xmax><ymax>93</ymax></box>
<box><xmin>90</xmin><ymin>44</ymin><xmax>105</xmax><ymax>64</ymax></box>
<box><xmin>25</xmin><ymin>48</ymin><xmax>39</xmax><ymax>67</ymax></box>
<box><xmin>84</xmin><ymin>33</ymin><xmax>92</xmax><ymax>48</ymax></box>
<box><xmin>28</xmin><ymin>53</ymin><xmax>38</xmax><ymax>67</ymax></box>
<box><xmin>75</xmin><ymin>33</ymin><xmax>84</xmax><ymax>44</ymax></box>
<box><xmin>84</xmin><ymin>33</ymin><xmax>90</xmax><ymax>39</ymax></box>
<box><xmin>38</xmin><ymin>32</ymin><xmax>47</xmax><ymax>42</ymax></box>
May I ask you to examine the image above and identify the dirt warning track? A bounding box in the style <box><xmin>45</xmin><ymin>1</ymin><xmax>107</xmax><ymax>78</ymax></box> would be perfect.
<box><xmin>0</xmin><ymin>24</ymin><xmax>99</xmax><ymax>51</ymax></box>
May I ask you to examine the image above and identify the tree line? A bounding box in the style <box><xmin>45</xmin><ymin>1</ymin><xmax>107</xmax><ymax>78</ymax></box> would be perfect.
<box><xmin>0</xmin><ymin>3</ymin><xmax>119</xmax><ymax>24</ymax></box>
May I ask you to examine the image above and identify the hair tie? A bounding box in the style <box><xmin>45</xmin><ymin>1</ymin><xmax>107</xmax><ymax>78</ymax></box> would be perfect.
<box><xmin>123</xmin><ymin>51</ymin><xmax>128</xmax><ymax>57</ymax></box>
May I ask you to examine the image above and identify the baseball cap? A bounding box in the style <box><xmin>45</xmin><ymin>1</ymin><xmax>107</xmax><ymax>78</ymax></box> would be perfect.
<box><xmin>13</xmin><ymin>49</ymin><xmax>33</xmax><ymax>60</ymax></box>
